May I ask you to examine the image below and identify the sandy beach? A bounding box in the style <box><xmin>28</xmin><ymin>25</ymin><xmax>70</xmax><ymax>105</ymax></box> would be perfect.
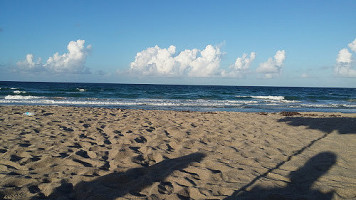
<box><xmin>0</xmin><ymin>106</ymin><xmax>355</xmax><ymax>200</ymax></box>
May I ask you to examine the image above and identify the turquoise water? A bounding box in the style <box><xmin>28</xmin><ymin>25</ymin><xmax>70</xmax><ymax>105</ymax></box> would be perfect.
<box><xmin>0</xmin><ymin>81</ymin><xmax>355</xmax><ymax>113</ymax></box>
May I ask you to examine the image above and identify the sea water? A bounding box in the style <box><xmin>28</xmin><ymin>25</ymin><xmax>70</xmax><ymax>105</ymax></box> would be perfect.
<box><xmin>0</xmin><ymin>81</ymin><xmax>355</xmax><ymax>113</ymax></box>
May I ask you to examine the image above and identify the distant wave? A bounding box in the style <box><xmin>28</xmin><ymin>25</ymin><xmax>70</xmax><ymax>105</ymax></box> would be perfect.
<box><xmin>4</xmin><ymin>95</ymin><xmax>42</xmax><ymax>100</ymax></box>
<box><xmin>236</xmin><ymin>95</ymin><xmax>285</xmax><ymax>100</ymax></box>
<box><xmin>13</xmin><ymin>90</ymin><xmax>27</xmax><ymax>94</ymax></box>
<box><xmin>251</xmin><ymin>96</ymin><xmax>285</xmax><ymax>101</ymax></box>
<box><xmin>2</xmin><ymin>97</ymin><xmax>355</xmax><ymax>110</ymax></box>
<box><xmin>300</xmin><ymin>103</ymin><xmax>356</xmax><ymax>108</ymax></box>
<box><xmin>236</xmin><ymin>95</ymin><xmax>299</xmax><ymax>103</ymax></box>
<box><xmin>0</xmin><ymin>97</ymin><xmax>257</xmax><ymax>108</ymax></box>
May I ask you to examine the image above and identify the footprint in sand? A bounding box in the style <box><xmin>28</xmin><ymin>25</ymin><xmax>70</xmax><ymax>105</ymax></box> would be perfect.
<box><xmin>0</xmin><ymin>149</ymin><xmax>7</xmax><ymax>153</ymax></box>
<box><xmin>129</xmin><ymin>147</ymin><xmax>141</xmax><ymax>153</ymax></box>
<box><xmin>28</xmin><ymin>185</ymin><xmax>41</xmax><ymax>194</ymax></box>
<box><xmin>132</xmin><ymin>154</ymin><xmax>149</xmax><ymax>167</ymax></box>
<box><xmin>19</xmin><ymin>141</ymin><xmax>31</xmax><ymax>147</ymax></box>
<box><xmin>67</xmin><ymin>143</ymin><xmax>82</xmax><ymax>149</ymax></box>
<box><xmin>166</xmin><ymin>144</ymin><xmax>174</xmax><ymax>152</ymax></box>
<box><xmin>113</xmin><ymin>130</ymin><xmax>124</xmax><ymax>136</ymax></box>
<box><xmin>59</xmin><ymin>153</ymin><xmax>69</xmax><ymax>158</ymax></box>
<box><xmin>99</xmin><ymin>162</ymin><xmax>110</xmax><ymax>171</ymax></box>
<box><xmin>158</xmin><ymin>182</ymin><xmax>174</xmax><ymax>194</ymax></box>
<box><xmin>134</xmin><ymin>136</ymin><xmax>147</xmax><ymax>144</ymax></box>
<box><xmin>104</xmin><ymin>139</ymin><xmax>112</xmax><ymax>145</ymax></box>
<box><xmin>59</xmin><ymin>126</ymin><xmax>74</xmax><ymax>132</ymax></box>
<box><xmin>30</xmin><ymin>156</ymin><xmax>41</xmax><ymax>162</ymax></box>
<box><xmin>146</xmin><ymin>127</ymin><xmax>155</xmax><ymax>133</ymax></box>
<box><xmin>10</xmin><ymin>155</ymin><xmax>23</xmax><ymax>162</ymax></box>
<box><xmin>72</xmin><ymin>159</ymin><xmax>93</xmax><ymax>167</ymax></box>
<box><xmin>83</xmin><ymin>124</ymin><xmax>90</xmax><ymax>128</ymax></box>
<box><xmin>102</xmin><ymin>151</ymin><xmax>109</xmax><ymax>161</ymax></box>
<box><xmin>164</xmin><ymin>130</ymin><xmax>171</xmax><ymax>138</ymax></box>
<box><xmin>75</xmin><ymin>150</ymin><xmax>90</xmax><ymax>159</ymax></box>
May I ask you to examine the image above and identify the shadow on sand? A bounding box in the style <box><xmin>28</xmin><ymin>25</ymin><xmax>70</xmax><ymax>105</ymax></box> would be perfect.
<box><xmin>225</xmin><ymin>151</ymin><xmax>337</xmax><ymax>200</ymax></box>
<box><xmin>36</xmin><ymin>152</ymin><xmax>205</xmax><ymax>200</ymax></box>
<box><xmin>278</xmin><ymin>117</ymin><xmax>356</xmax><ymax>134</ymax></box>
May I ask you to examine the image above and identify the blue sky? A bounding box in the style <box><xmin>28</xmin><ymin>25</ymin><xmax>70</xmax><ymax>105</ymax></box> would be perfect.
<box><xmin>0</xmin><ymin>0</ymin><xmax>355</xmax><ymax>87</ymax></box>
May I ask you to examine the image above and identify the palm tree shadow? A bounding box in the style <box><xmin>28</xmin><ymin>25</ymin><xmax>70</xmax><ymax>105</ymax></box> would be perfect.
<box><xmin>278</xmin><ymin>117</ymin><xmax>356</xmax><ymax>134</ymax></box>
<box><xmin>226</xmin><ymin>151</ymin><xmax>337</xmax><ymax>200</ymax></box>
<box><xmin>41</xmin><ymin>152</ymin><xmax>205</xmax><ymax>200</ymax></box>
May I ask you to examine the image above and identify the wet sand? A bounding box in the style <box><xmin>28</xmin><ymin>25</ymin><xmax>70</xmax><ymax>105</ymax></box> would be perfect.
<box><xmin>0</xmin><ymin>106</ymin><xmax>355</xmax><ymax>199</ymax></box>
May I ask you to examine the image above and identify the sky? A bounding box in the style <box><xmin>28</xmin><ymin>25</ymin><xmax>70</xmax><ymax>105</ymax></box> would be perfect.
<box><xmin>0</xmin><ymin>0</ymin><xmax>356</xmax><ymax>87</ymax></box>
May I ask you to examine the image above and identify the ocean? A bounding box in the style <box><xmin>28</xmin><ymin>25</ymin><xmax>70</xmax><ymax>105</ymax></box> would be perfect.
<box><xmin>0</xmin><ymin>81</ymin><xmax>355</xmax><ymax>113</ymax></box>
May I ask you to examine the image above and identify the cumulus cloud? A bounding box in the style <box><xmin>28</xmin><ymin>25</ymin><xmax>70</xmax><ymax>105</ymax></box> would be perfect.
<box><xmin>256</xmin><ymin>50</ymin><xmax>286</xmax><ymax>78</ymax></box>
<box><xmin>16</xmin><ymin>54</ymin><xmax>42</xmax><ymax>71</ymax></box>
<box><xmin>335</xmin><ymin>38</ymin><xmax>356</xmax><ymax>77</ymax></box>
<box><xmin>130</xmin><ymin>45</ymin><xmax>177</xmax><ymax>76</ymax></box>
<box><xmin>337</xmin><ymin>48</ymin><xmax>352</xmax><ymax>63</ymax></box>
<box><xmin>16</xmin><ymin>40</ymin><xmax>91</xmax><ymax>73</ymax></box>
<box><xmin>221</xmin><ymin>52</ymin><xmax>256</xmax><ymax>77</ymax></box>
<box><xmin>348</xmin><ymin>38</ymin><xmax>356</xmax><ymax>52</ymax></box>
<box><xmin>130</xmin><ymin>45</ymin><xmax>222</xmax><ymax>77</ymax></box>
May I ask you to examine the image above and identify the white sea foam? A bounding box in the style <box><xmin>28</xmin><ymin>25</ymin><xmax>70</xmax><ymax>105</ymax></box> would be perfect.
<box><xmin>0</xmin><ymin>98</ymin><xmax>251</xmax><ymax>108</ymax></box>
<box><xmin>236</xmin><ymin>95</ymin><xmax>288</xmax><ymax>101</ymax></box>
<box><xmin>251</xmin><ymin>96</ymin><xmax>285</xmax><ymax>101</ymax></box>
<box><xmin>235</xmin><ymin>95</ymin><xmax>251</xmax><ymax>98</ymax></box>
<box><xmin>77</xmin><ymin>88</ymin><xmax>86</xmax><ymax>92</ymax></box>
<box><xmin>4</xmin><ymin>95</ymin><xmax>41</xmax><ymax>100</ymax></box>
<box><xmin>1</xmin><ymin>97</ymin><xmax>355</xmax><ymax>111</ymax></box>
<box><xmin>301</xmin><ymin>103</ymin><xmax>356</xmax><ymax>108</ymax></box>
<box><xmin>13</xmin><ymin>90</ymin><xmax>26</xmax><ymax>94</ymax></box>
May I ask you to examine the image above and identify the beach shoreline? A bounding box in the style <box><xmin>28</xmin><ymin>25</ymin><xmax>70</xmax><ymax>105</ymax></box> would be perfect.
<box><xmin>2</xmin><ymin>81</ymin><xmax>355</xmax><ymax>113</ymax></box>
<box><xmin>1</xmin><ymin>105</ymin><xmax>355</xmax><ymax>199</ymax></box>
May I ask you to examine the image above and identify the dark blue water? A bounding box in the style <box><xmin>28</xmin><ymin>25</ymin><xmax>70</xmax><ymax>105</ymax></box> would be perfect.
<box><xmin>1</xmin><ymin>81</ymin><xmax>355</xmax><ymax>113</ymax></box>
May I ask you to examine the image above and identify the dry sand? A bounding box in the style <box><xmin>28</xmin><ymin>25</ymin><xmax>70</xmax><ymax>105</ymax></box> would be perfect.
<box><xmin>0</xmin><ymin>106</ymin><xmax>355</xmax><ymax>200</ymax></box>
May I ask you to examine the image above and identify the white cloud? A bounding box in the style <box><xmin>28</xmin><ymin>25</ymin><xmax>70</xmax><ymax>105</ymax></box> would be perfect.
<box><xmin>221</xmin><ymin>52</ymin><xmax>256</xmax><ymax>77</ymax></box>
<box><xmin>335</xmin><ymin>38</ymin><xmax>356</xmax><ymax>77</ymax></box>
<box><xmin>335</xmin><ymin>48</ymin><xmax>356</xmax><ymax>77</ymax></box>
<box><xmin>130</xmin><ymin>45</ymin><xmax>222</xmax><ymax>77</ymax></box>
<box><xmin>348</xmin><ymin>38</ymin><xmax>356</xmax><ymax>52</ymax></box>
<box><xmin>188</xmin><ymin>45</ymin><xmax>222</xmax><ymax>77</ymax></box>
<box><xmin>274</xmin><ymin>50</ymin><xmax>286</xmax><ymax>66</ymax></box>
<box><xmin>256</xmin><ymin>50</ymin><xmax>286</xmax><ymax>78</ymax></box>
<box><xmin>129</xmin><ymin>45</ymin><xmax>177</xmax><ymax>76</ymax></box>
<box><xmin>337</xmin><ymin>48</ymin><xmax>352</xmax><ymax>63</ymax></box>
<box><xmin>16</xmin><ymin>54</ymin><xmax>42</xmax><ymax>71</ymax></box>
<box><xmin>16</xmin><ymin>40</ymin><xmax>91</xmax><ymax>73</ymax></box>
<box><xmin>45</xmin><ymin>40</ymin><xmax>91</xmax><ymax>73</ymax></box>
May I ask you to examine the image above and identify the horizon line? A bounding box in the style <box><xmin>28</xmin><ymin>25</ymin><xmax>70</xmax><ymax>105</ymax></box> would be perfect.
<box><xmin>1</xmin><ymin>80</ymin><xmax>355</xmax><ymax>89</ymax></box>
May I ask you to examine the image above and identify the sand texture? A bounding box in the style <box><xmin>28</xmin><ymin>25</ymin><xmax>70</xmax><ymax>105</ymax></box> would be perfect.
<box><xmin>0</xmin><ymin>106</ymin><xmax>356</xmax><ymax>200</ymax></box>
